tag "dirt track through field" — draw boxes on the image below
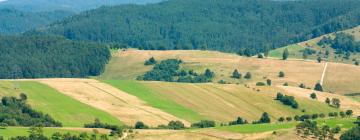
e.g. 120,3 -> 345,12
35,78 -> 190,127
279,86 -> 360,116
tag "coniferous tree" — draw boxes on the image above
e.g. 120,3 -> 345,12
232,69 -> 241,79
283,48 -> 289,60
314,83 -> 323,91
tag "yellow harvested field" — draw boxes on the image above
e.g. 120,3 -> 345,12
279,86 -> 360,116
100,49 -> 360,94
35,78 -> 190,127
140,82 -> 337,122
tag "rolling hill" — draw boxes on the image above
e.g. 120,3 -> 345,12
33,0 -> 360,55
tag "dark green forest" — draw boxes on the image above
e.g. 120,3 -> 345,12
32,0 -> 360,55
0,35 -> 110,79
0,8 -> 73,34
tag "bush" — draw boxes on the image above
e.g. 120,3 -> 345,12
256,112 -> 271,124
278,117 -> 285,122
135,121 -> 149,129
144,57 -> 157,65
244,72 -> 252,79
275,93 -> 299,109
314,83 -> 323,91
232,69 -> 242,79
191,120 -> 215,128
229,117 -> 247,126
310,93 -> 317,99
256,82 -> 266,86
299,83 -> 306,88
266,79 -> 272,86
279,71 -> 285,77
168,120 -> 185,130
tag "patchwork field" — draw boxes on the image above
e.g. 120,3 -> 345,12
36,78 -> 190,127
106,80 -> 339,123
0,81 -> 121,127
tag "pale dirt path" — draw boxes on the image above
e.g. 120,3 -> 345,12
34,78 -> 190,127
320,62 -> 328,85
278,86 -> 360,115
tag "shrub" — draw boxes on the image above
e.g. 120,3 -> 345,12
191,120 -> 215,128
299,83 -> 306,88
244,72 -> 252,79
266,79 -> 272,86
283,82 -> 288,86
229,117 -> 247,126
144,57 -> 157,65
135,121 -> 149,129
340,126 -> 360,140
257,112 -> 271,124
278,117 -> 285,122
275,93 -> 299,109
314,83 -> 323,91
168,120 -> 185,130
279,71 -> 285,77
286,117 -> 292,122
256,82 -> 266,86
310,93 -> 317,99
345,110 -> 353,116
232,69 -> 242,79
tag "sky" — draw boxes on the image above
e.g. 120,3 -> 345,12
0,0 -> 7,2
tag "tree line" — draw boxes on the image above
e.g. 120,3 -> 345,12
0,35 -> 111,79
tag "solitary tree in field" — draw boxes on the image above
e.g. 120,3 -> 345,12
345,110 -> 353,117
267,79 -> 272,86
244,72 -> 252,79
232,69 -> 241,79
283,48 -> 289,60
258,112 -> 271,123
314,83 -> 323,91
279,71 -> 285,78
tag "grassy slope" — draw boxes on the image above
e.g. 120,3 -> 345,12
103,80 -> 204,122
269,25 -> 360,64
98,49 -> 360,94
0,81 -> 122,127
104,80 -> 338,122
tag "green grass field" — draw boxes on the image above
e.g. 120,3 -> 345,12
0,81 -> 122,127
103,80 -> 205,122
0,127 -> 108,139
216,117 -> 356,134
269,44 -> 305,59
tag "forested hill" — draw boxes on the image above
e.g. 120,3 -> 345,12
0,0 -> 162,12
0,8 -> 73,35
0,35 -> 110,79
32,0 -> 360,55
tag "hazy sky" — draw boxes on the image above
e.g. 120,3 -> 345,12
0,0 -> 7,2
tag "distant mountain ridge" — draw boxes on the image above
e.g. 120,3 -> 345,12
0,8 -> 73,34
0,0 -> 163,12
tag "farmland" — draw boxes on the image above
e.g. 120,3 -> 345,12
0,81 -> 121,127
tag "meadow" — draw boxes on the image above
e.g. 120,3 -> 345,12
0,127 -> 110,139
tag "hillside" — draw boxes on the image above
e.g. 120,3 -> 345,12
0,8 -> 73,34
98,49 -> 360,94
269,25 -> 360,64
33,0 -> 360,55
